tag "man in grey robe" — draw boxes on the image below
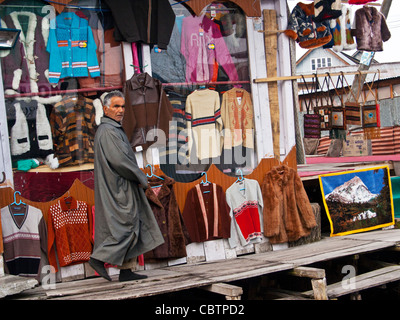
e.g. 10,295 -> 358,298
89,90 -> 164,282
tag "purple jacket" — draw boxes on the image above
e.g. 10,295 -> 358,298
180,15 -> 239,84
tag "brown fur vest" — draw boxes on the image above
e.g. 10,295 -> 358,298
354,5 -> 391,52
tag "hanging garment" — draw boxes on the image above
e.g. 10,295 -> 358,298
6,100 -> 53,161
50,95 -> 97,167
348,0 -> 377,4
226,178 -> 264,248
180,15 -> 239,83
313,0 -> 342,22
261,165 -> 317,244
144,175 -> 190,259
220,87 -> 254,150
91,117 -> 164,266
186,89 -> 223,161
1,204 -> 47,279
151,18 -> 186,84
0,11 -> 55,94
47,196 -> 93,272
47,12 -> 100,84
104,0 -> 175,49
331,5 -> 356,52
159,90 -> 188,166
353,5 -> 391,52
75,9 -> 123,90
285,2 -> 332,49
323,5 -> 356,51
122,72 -> 173,152
182,183 -> 231,242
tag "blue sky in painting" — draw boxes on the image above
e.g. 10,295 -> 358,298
321,168 -> 386,195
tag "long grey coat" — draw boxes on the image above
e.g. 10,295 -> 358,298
91,116 -> 164,266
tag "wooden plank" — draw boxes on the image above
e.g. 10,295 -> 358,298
303,265 -> 400,299
201,283 -> 243,298
289,267 -> 325,279
263,9 -> 280,159
311,278 -> 328,300
53,275 -> 213,300
249,236 -> 396,266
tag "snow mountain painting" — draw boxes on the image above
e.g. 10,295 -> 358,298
325,176 -> 378,204
319,166 -> 394,236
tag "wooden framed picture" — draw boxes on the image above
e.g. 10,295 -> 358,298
319,166 -> 394,237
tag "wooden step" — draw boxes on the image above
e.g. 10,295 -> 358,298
303,265 -> 400,299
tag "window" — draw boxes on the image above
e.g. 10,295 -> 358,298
311,57 -> 332,71
1,0 -> 121,171
151,1 -> 255,182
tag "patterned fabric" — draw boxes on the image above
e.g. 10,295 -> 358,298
1,205 -> 47,278
363,104 -> 380,128
226,178 -> 264,248
285,2 -> 332,49
50,95 -> 97,167
47,12 -> 100,84
159,92 -> 188,165
315,106 -> 332,130
331,106 -> 345,129
304,114 -> 321,139
345,102 -> 361,126
47,197 -> 93,272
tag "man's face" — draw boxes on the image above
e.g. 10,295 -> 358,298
104,96 -> 125,123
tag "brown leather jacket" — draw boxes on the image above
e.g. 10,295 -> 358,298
122,73 -> 173,152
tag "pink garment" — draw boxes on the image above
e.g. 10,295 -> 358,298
132,43 -> 141,74
180,15 -> 239,84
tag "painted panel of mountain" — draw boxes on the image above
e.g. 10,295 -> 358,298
319,166 -> 394,236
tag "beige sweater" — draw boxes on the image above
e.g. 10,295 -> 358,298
186,89 -> 223,161
221,88 -> 254,149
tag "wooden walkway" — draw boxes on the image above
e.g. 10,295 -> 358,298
9,228 -> 400,300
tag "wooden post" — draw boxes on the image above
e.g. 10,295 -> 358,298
311,278 -> 328,300
263,9 -> 280,160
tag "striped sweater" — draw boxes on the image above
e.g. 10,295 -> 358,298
47,12 -> 100,84
186,89 -> 223,161
50,95 -> 97,166
1,204 -> 47,279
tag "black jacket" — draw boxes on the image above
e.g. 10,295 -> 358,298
104,0 -> 175,49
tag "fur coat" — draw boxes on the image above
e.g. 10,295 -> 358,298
144,175 -> 190,260
261,165 -> 316,244
353,5 -> 391,52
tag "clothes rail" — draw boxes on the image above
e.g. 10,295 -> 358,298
4,86 -> 123,99
161,80 -> 250,86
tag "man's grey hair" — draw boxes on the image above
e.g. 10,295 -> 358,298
103,90 -> 125,108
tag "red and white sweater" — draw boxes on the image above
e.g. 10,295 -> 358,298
47,197 -> 93,272
226,178 -> 264,248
